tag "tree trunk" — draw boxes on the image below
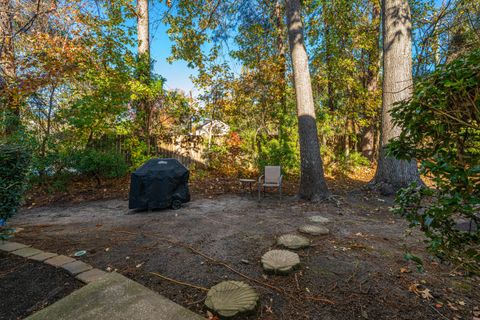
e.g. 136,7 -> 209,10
373,0 -> 420,190
323,11 -> 334,112
275,0 -> 287,109
286,0 -> 329,200
361,1 -> 380,161
0,0 -> 19,135
137,0 -> 150,74
137,0 -> 151,153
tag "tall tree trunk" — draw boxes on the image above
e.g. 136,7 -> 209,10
286,0 -> 329,200
360,1 -> 381,160
275,0 -> 288,151
137,0 -> 151,153
323,9 -> 334,112
137,0 -> 150,75
373,0 -> 420,190
0,0 -> 19,135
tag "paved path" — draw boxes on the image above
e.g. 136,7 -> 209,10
26,272 -> 204,320
0,241 -> 203,320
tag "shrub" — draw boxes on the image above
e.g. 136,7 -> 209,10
388,49 -> 480,274
0,144 -> 31,225
69,149 -> 128,185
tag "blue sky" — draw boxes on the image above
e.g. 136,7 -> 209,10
148,3 -> 198,95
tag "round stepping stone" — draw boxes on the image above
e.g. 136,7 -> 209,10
309,215 -> 330,223
299,224 -> 330,235
205,281 -> 259,317
261,250 -> 300,274
277,234 -> 310,249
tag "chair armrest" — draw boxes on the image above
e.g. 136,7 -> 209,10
258,175 -> 264,183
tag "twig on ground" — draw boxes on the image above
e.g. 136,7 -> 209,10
109,229 -> 335,304
149,272 -> 209,291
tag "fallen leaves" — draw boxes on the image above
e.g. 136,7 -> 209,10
408,283 -> 433,300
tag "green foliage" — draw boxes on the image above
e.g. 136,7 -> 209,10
67,149 -> 128,185
388,49 -> 480,274
0,144 -> 31,224
328,151 -> 370,176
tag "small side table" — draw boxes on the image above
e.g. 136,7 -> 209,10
239,179 -> 256,196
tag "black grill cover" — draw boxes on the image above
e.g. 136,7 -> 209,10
129,158 -> 190,210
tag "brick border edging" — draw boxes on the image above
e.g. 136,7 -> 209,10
0,241 -> 107,284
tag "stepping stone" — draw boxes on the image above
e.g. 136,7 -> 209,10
277,234 -> 310,249
76,268 -> 107,283
261,250 -> 300,274
62,260 -> 93,275
30,252 -> 58,262
0,241 -> 29,252
308,215 -> 331,223
44,255 -> 76,267
299,225 -> 330,236
11,247 -> 43,258
205,281 -> 259,317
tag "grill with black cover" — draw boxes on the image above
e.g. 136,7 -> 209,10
129,158 -> 190,210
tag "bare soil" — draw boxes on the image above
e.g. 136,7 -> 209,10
10,183 -> 480,320
0,251 -> 82,320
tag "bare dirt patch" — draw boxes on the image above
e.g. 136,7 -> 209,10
10,187 -> 480,319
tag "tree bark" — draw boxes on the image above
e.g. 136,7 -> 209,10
275,0 -> 286,111
137,0 -> 151,152
373,0 -> 420,190
137,0 -> 150,72
360,1 -> 381,160
0,0 -> 19,135
286,0 -> 329,200
323,10 -> 334,112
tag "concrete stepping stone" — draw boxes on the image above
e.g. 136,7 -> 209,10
11,247 -> 43,258
308,215 -> 331,223
44,255 -> 76,267
0,241 -> 29,252
205,281 -> 259,317
277,234 -> 310,249
76,268 -> 107,283
62,260 -> 93,275
299,225 -> 330,236
261,250 -> 300,274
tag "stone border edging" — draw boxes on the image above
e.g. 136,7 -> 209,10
0,241 -> 106,284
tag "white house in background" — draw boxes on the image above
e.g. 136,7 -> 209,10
194,119 -> 230,137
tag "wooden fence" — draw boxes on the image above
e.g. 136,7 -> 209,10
113,135 -> 207,168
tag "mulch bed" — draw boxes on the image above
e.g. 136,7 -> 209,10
0,251 -> 83,320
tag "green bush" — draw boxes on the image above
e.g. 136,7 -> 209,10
388,49 -> 480,274
69,149 -> 128,185
0,144 -> 31,223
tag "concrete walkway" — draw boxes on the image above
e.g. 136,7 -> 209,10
0,241 -> 203,320
27,272 -> 204,320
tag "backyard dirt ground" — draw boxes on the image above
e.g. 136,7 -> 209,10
9,184 -> 480,320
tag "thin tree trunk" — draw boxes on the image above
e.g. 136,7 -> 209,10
275,0 -> 286,110
286,0 -> 329,200
137,0 -> 150,74
137,0 -> 151,153
322,2 -> 334,112
1,0 -> 19,135
275,0 -> 289,156
361,1 -> 380,160
373,0 -> 420,190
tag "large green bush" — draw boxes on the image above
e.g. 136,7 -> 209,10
388,49 -> 480,274
0,144 -> 31,223
68,149 -> 128,185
